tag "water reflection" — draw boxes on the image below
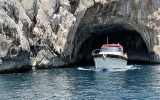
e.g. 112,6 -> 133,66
65,69 -> 96,99
122,65 -> 160,99
0,68 -> 96,99
0,65 -> 160,99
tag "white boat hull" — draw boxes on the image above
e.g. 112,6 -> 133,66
94,57 -> 127,70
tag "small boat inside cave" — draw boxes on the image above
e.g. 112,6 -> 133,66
92,43 -> 128,70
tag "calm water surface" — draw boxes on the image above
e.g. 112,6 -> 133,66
0,65 -> 160,99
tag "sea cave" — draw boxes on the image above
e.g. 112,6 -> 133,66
74,25 -> 150,65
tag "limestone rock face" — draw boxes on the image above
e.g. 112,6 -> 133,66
0,0 -> 31,72
0,0 -> 160,72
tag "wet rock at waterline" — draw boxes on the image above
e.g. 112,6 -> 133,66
0,0 -> 160,72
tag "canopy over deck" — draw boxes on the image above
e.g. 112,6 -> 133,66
101,44 -> 123,49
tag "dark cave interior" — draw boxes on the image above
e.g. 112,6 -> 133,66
76,27 -> 150,66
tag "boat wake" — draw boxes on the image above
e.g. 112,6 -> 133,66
77,65 -> 140,72
77,67 -> 92,71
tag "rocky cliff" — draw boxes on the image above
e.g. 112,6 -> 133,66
0,0 -> 160,72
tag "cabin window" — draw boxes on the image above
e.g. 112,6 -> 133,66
101,47 -> 122,52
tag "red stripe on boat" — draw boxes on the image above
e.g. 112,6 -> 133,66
101,44 -> 123,49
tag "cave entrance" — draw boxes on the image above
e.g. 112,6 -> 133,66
76,27 -> 150,65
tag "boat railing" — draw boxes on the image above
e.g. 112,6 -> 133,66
92,49 -> 101,55
123,53 -> 128,58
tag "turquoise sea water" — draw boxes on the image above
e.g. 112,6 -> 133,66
0,65 -> 160,99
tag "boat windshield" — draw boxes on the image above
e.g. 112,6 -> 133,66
101,47 -> 122,52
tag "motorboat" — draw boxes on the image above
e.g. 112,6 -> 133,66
92,43 -> 128,70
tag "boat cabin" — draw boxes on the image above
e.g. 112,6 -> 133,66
100,44 -> 123,54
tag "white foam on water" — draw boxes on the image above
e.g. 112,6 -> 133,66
77,65 -> 140,72
106,65 -> 141,72
78,67 -> 92,71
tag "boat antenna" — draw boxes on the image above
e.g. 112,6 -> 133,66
107,36 -> 108,44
